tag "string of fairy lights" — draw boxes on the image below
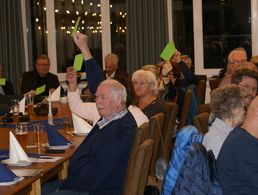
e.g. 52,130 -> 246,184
34,0 -> 126,35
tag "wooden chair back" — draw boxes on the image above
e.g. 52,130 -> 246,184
209,77 -> 220,92
197,79 -> 206,105
178,89 -> 192,130
198,103 -> 211,114
158,101 -> 178,163
124,122 -> 150,188
193,112 -> 209,134
148,113 -> 165,177
123,139 -> 154,195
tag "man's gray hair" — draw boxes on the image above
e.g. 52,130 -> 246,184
100,79 -> 127,104
36,54 -> 50,64
228,47 -> 247,64
211,84 -> 245,120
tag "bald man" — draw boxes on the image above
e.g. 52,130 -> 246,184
217,96 -> 258,195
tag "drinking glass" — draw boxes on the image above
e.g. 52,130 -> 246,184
11,99 -> 20,115
26,94 -> 34,117
15,122 -> 28,150
63,116 -> 72,134
32,123 -> 44,147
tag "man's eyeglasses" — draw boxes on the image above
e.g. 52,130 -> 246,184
132,81 -> 152,85
238,84 -> 257,93
162,71 -> 174,78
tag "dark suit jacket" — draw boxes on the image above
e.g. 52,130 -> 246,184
21,71 -> 60,102
1,80 -> 14,95
103,69 -> 129,83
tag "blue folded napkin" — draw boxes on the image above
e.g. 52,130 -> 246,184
45,124 -> 70,146
0,161 -> 17,182
0,150 -> 9,161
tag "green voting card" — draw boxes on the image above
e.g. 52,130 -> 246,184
71,16 -> 81,36
0,78 -> 6,86
36,85 -> 46,95
73,54 -> 84,71
160,42 -> 177,61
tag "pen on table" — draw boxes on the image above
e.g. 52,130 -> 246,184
39,156 -> 54,159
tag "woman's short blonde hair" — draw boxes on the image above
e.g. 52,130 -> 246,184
210,84 -> 245,120
132,69 -> 159,96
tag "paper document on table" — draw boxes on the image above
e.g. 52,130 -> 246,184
11,169 -> 43,177
30,156 -> 63,163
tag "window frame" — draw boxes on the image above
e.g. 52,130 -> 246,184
21,0 -> 258,78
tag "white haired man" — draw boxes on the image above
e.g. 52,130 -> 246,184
42,78 -> 137,195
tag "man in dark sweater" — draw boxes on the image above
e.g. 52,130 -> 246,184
43,77 -> 137,195
217,96 -> 258,195
21,55 -> 60,103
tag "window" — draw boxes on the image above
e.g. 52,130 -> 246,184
110,0 -> 126,71
54,0 -> 102,72
172,0 -> 194,69
203,0 -> 251,69
31,0 -> 47,58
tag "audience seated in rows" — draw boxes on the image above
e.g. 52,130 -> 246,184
202,85 -> 246,158
68,32 -> 148,127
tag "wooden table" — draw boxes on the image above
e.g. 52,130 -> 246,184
0,102 -> 85,195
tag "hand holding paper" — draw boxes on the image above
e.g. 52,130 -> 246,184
36,85 -> 46,95
71,16 -> 81,37
160,42 -> 177,61
73,54 -> 83,71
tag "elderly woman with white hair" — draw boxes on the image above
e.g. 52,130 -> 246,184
132,69 -> 165,118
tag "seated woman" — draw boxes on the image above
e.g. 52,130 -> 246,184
202,84 -> 246,158
132,69 -> 165,119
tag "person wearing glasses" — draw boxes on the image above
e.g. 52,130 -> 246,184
21,55 -> 60,103
132,69 -> 165,119
219,47 -> 247,88
231,67 -> 258,107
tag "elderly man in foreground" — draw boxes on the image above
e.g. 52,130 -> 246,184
43,77 -> 137,195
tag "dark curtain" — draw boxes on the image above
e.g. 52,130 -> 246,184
126,0 -> 168,74
0,0 -> 25,94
